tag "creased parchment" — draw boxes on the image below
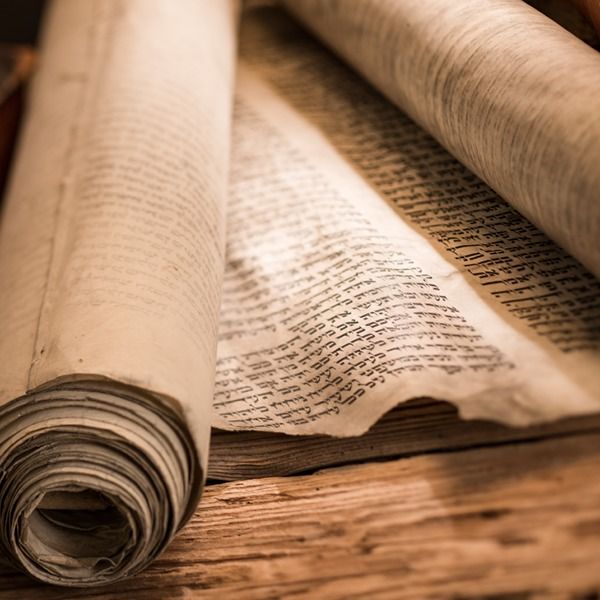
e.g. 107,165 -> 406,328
211,9 -> 600,435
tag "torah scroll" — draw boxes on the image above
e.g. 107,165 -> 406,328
0,0 -> 237,586
285,0 -> 600,280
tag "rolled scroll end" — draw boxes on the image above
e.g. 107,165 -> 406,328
0,383 -> 201,586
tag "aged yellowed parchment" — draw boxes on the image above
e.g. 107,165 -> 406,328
211,6 -> 600,434
0,0 -> 237,586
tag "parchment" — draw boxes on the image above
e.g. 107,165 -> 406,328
284,0 -> 600,281
210,7 -> 600,434
0,0 -> 237,586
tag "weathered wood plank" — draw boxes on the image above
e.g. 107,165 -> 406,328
208,398 -> 600,480
2,432 -> 599,599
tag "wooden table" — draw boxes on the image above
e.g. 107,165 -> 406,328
1,399 -> 599,599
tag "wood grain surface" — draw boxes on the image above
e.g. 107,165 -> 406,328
209,398 -> 600,480
2,430 -> 599,599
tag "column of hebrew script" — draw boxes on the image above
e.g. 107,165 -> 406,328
284,0 -> 600,281
27,0 -> 237,449
0,0 -> 237,586
238,9 -> 600,383
0,0 -> 237,468
214,53 -> 600,436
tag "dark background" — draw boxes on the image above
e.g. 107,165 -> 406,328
0,0 -> 45,44
0,0 -> 596,47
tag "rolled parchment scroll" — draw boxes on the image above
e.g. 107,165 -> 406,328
0,383 -> 198,584
285,0 -> 600,279
0,0 -> 237,586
